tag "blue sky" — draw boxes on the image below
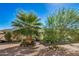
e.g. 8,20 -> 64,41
0,3 -> 79,30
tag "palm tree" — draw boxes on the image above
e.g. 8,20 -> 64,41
12,10 -> 42,46
44,8 -> 79,44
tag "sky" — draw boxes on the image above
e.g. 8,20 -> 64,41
0,3 -> 79,30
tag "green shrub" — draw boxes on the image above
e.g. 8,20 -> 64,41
43,29 -> 74,44
42,8 -> 79,45
4,32 -> 12,42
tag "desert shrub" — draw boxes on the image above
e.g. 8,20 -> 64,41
68,30 -> 79,43
12,33 -> 22,42
20,38 -> 35,47
4,32 -> 12,42
43,8 -> 79,45
43,29 -> 68,45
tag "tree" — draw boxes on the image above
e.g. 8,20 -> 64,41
44,8 -> 79,44
12,10 -> 42,46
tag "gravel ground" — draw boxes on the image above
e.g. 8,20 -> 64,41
0,42 -> 79,56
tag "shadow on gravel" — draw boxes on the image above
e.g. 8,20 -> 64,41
0,46 -> 37,56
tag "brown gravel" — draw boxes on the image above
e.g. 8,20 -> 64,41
1,42 -> 79,56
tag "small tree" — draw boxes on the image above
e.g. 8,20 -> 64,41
12,10 -> 42,46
